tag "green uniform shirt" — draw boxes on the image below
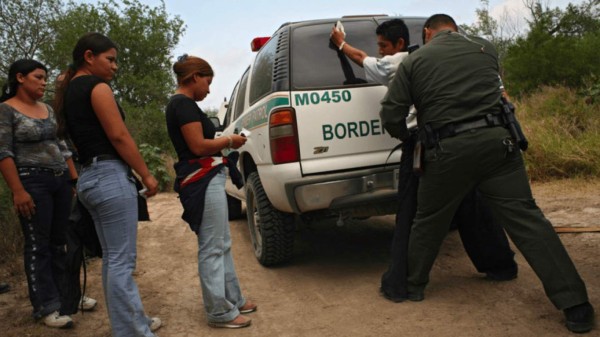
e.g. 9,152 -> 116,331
380,29 -> 504,140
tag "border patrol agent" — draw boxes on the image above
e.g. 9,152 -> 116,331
380,14 -> 594,333
332,19 -> 518,301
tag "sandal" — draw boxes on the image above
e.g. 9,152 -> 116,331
208,315 -> 251,329
239,301 -> 257,314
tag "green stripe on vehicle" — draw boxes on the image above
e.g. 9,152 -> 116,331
237,96 -> 290,130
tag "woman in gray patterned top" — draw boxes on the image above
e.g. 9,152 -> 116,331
0,59 -> 78,329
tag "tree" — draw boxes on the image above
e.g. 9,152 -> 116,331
40,0 -> 185,149
0,0 -> 185,191
503,0 -> 600,95
1,0 -> 185,150
0,0 -> 62,80
460,0 -> 521,62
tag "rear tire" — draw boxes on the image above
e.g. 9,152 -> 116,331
227,195 -> 243,220
245,172 -> 295,266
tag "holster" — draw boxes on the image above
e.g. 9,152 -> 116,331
412,140 -> 424,175
420,124 -> 439,149
500,97 -> 529,151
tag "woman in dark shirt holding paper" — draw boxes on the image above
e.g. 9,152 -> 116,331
165,54 -> 256,329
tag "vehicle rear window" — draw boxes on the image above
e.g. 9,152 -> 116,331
291,20 -> 380,89
234,68 -> 250,120
249,34 -> 279,104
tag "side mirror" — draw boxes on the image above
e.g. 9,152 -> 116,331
209,116 -> 223,132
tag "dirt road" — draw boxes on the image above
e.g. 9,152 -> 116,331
1,179 -> 599,336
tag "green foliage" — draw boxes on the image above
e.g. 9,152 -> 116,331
0,0 -> 184,152
518,86 -> 600,180
0,0 -> 62,80
138,143 -> 172,191
503,0 -> 600,95
121,100 -> 175,156
41,0 -> 185,151
579,74 -> 600,104
459,0 -> 517,62
0,180 -> 22,265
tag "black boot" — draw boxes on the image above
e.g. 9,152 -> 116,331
484,265 -> 518,281
564,301 -> 595,333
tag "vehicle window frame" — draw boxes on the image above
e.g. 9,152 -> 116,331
290,19 -> 381,90
234,68 -> 250,120
223,82 -> 239,128
249,33 -> 279,105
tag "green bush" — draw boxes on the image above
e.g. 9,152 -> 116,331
138,143 -> 173,191
502,1 -> 600,96
579,74 -> 600,104
0,180 -> 22,266
123,101 -> 175,156
518,86 -> 600,180
504,32 -> 600,95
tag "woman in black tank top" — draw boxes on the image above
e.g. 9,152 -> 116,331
54,33 -> 161,337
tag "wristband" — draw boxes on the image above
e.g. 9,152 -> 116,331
226,135 -> 233,149
339,41 -> 346,51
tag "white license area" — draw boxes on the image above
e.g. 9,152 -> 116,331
293,86 -> 401,174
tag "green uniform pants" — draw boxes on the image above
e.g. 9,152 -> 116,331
408,126 -> 588,309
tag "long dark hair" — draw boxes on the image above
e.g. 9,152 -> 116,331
54,32 -> 118,138
1,59 -> 48,102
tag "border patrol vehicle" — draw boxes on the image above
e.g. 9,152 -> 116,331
216,15 -> 427,266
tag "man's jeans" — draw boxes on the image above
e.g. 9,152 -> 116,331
18,169 -> 72,319
78,159 -> 155,337
198,168 -> 246,322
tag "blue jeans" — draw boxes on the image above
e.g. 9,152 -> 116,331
18,168 -> 72,319
77,159 -> 155,337
198,169 -> 246,322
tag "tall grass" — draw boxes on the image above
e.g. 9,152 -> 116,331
518,86 -> 600,181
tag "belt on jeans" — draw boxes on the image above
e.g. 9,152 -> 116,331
82,154 -> 121,168
17,166 -> 66,177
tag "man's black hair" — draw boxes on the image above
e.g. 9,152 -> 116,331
422,14 -> 458,44
376,19 -> 410,50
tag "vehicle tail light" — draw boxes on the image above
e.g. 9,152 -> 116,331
270,108 -> 299,164
251,37 -> 270,52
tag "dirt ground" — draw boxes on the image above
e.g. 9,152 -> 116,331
0,179 -> 599,337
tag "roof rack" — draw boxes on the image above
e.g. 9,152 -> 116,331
341,14 -> 389,18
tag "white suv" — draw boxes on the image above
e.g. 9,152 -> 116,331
218,15 -> 427,266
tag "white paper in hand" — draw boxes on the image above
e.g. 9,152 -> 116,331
336,20 -> 346,38
240,128 -> 251,137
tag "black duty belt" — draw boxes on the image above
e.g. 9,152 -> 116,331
82,154 -> 121,168
436,114 -> 504,140
419,113 -> 506,149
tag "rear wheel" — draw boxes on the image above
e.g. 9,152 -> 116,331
245,172 -> 295,266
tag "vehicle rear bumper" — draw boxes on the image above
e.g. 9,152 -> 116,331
286,166 -> 400,214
